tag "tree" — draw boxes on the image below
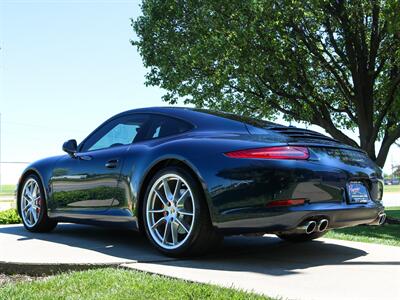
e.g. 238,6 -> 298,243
394,166 -> 400,177
132,0 -> 400,167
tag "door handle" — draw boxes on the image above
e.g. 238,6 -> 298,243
78,155 -> 92,161
105,159 -> 119,169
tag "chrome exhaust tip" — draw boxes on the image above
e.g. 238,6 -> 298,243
378,213 -> 386,225
278,220 -> 317,235
317,219 -> 329,232
305,221 -> 317,234
369,212 -> 387,226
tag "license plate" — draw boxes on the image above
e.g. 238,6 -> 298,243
347,181 -> 370,204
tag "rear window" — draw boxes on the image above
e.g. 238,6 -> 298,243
193,109 -> 277,129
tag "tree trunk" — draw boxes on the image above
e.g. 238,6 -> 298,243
376,139 -> 392,168
376,128 -> 400,168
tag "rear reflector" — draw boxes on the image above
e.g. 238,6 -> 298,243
266,199 -> 306,207
225,146 -> 309,160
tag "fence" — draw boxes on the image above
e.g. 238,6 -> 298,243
0,162 -> 30,190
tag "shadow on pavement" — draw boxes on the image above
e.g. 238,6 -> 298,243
0,223 -> 167,263
2,223 -> 397,277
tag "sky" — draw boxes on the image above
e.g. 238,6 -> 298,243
0,0 -> 399,183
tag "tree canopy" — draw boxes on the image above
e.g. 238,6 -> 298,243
132,0 -> 400,167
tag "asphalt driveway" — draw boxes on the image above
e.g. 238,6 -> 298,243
0,224 -> 399,300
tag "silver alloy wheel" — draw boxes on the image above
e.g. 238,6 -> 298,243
146,174 -> 195,250
21,178 -> 42,228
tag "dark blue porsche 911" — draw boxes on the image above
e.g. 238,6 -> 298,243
17,107 -> 385,256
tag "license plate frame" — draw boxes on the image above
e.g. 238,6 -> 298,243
347,181 -> 370,204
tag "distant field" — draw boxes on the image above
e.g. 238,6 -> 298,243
0,185 -> 16,196
384,184 -> 400,193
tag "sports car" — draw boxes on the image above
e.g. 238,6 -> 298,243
17,107 -> 386,256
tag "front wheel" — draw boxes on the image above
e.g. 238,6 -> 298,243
18,174 -> 58,232
142,167 -> 221,257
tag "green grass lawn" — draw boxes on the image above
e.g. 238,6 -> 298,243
384,184 -> 400,193
386,206 -> 400,219
325,207 -> 400,246
0,268 -> 271,300
0,185 -> 15,196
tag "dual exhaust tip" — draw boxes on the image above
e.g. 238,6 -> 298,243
302,219 -> 329,235
296,213 -> 386,234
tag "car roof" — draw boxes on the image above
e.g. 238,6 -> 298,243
115,106 -> 251,132
116,107 -> 341,145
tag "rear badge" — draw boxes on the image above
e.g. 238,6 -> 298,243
347,181 -> 370,204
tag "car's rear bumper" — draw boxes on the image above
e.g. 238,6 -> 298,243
214,200 -> 385,235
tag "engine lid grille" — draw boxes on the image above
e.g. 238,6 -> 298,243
268,126 -> 339,143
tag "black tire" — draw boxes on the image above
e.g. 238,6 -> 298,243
276,230 -> 327,242
18,174 -> 58,232
142,166 -> 221,257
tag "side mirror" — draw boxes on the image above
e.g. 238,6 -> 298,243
62,139 -> 78,157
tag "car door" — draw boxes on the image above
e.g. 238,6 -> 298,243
103,113 -> 195,214
49,114 -> 150,218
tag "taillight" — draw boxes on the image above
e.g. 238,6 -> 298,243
266,199 -> 306,207
225,146 -> 309,160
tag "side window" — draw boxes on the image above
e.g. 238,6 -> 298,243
89,123 -> 139,151
147,115 -> 192,139
81,114 -> 149,152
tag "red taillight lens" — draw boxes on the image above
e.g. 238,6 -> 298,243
266,199 -> 306,207
225,146 -> 309,160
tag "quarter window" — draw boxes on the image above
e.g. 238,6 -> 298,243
147,115 -> 192,139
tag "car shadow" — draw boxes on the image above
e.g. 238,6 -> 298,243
166,235 -> 400,277
0,223 -> 170,263
1,223 -> 397,277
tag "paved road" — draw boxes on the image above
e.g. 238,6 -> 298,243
0,224 -> 169,265
124,238 -> 400,300
0,224 -> 399,300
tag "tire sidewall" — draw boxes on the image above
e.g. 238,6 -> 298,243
142,167 -> 206,256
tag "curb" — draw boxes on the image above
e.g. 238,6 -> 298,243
0,258 -> 177,276
0,261 -> 124,276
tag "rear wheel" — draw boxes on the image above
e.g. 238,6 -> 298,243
142,166 -> 221,257
276,231 -> 327,242
19,174 -> 57,232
